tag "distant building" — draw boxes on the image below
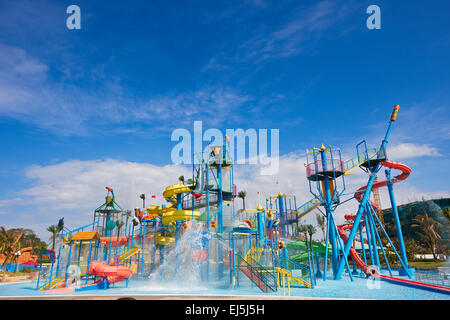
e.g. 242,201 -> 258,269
414,254 -> 447,260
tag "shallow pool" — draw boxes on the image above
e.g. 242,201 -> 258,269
0,273 -> 448,300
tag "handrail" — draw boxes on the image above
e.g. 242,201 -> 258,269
236,254 -> 276,292
57,221 -> 100,239
279,255 -> 313,287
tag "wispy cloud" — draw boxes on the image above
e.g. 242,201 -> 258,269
0,43 -> 253,136
387,143 -> 442,160
1,147 -> 449,239
204,0 -> 356,70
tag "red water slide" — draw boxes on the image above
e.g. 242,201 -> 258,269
337,160 -> 450,294
88,261 -> 133,284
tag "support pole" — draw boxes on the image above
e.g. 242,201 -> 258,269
320,147 -> 339,276
335,107 -> 398,280
385,169 -> 411,276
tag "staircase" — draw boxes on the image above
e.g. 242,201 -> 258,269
111,244 -> 142,265
296,198 -> 321,219
237,254 -> 276,293
38,276 -> 65,291
119,247 -> 141,260
275,267 -> 312,288
279,256 -> 313,288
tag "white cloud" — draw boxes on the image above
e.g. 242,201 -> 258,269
0,43 -> 252,136
387,143 -> 441,160
205,0 -> 356,68
1,151 -> 449,240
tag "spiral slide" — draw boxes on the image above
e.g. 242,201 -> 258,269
145,183 -> 201,246
337,160 -> 450,294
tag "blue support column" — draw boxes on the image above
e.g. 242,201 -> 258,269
36,263 -> 42,289
385,169 -> 412,276
217,163 -> 224,279
85,240 -> 93,284
335,111 -> 397,280
320,148 -> 339,277
315,251 -> 322,278
257,210 -> 264,243
175,220 -> 182,274
64,241 -> 74,286
277,193 -> 286,237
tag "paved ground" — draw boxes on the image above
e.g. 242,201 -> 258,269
0,294 -> 342,300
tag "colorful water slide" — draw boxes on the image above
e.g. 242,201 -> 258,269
145,183 -> 202,246
337,160 -> 450,294
163,183 -> 194,205
337,160 -> 409,276
45,261 -> 133,294
337,160 -> 411,275
287,240 -> 332,263
89,261 -> 132,284
100,236 -> 129,246
379,274 -> 450,294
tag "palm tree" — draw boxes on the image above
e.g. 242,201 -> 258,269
139,194 -> 146,208
115,220 -> 125,256
315,213 -> 326,241
411,212 -> 442,260
237,191 -> 247,211
123,210 -> 133,238
57,218 -> 64,233
306,225 -> 317,251
178,175 -> 185,184
298,224 -> 309,248
47,225 -> 59,250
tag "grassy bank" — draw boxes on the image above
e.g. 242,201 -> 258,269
408,261 -> 448,269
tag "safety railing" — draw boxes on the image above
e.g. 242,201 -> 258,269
344,148 -> 386,172
306,159 -> 345,179
296,198 -> 321,219
279,255 -> 313,287
415,269 -> 450,287
237,254 -> 276,292
182,193 -> 219,210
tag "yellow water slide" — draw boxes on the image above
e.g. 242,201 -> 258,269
148,183 -> 201,246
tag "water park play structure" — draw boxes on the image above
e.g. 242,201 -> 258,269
33,105 -> 449,296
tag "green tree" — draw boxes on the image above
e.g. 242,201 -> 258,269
404,239 -> 419,261
115,220 -> 125,256
411,212 -> 442,260
237,191 -> 247,211
123,210 -> 133,237
298,224 -> 309,248
46,225 -> 59,250
315,213 -> 326,241
306,224 -> 317,251
178,175 -> 185,184
442,208 -> 450,222
0,227 -> 23,280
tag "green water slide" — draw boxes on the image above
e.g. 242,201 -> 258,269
286,240 -> 332,263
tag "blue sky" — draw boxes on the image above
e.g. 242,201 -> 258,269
0,0 -> 449,239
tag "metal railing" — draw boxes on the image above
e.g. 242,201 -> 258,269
237,254 -> 276,292
415,269 -> 450,287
